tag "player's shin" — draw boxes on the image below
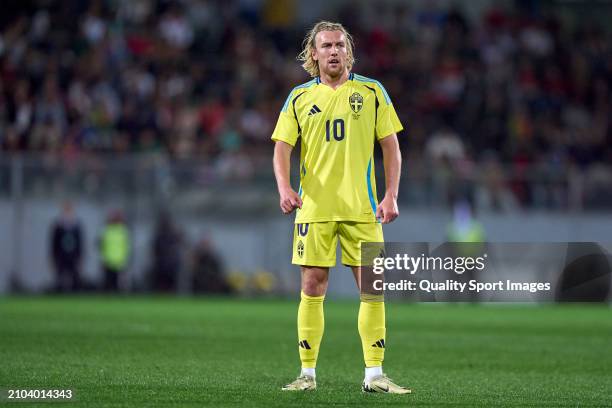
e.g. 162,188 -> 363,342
297,291 -> 325,372
358,294 -> 386,368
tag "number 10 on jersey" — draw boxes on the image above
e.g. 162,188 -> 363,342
325,119 -> 345,142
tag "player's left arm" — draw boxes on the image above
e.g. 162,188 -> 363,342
377,134 -> 401,224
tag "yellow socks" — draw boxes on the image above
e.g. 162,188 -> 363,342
358,295 -> 386,367
296,292 -> 384,370
297,291 -> 325,369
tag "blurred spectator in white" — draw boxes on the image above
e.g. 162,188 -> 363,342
12,80 -> 33,142
426,126 -> 466,206
81,2 -> 107,46
426,126 -> 466,162
158,3 -> 193,50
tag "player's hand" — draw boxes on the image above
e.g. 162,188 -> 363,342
376,194 -> 399,223
279,187 -> 303,214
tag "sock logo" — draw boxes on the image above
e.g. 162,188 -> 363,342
299,340 -> 311,349
371,339 -> 385,348
307,105 -> 322,116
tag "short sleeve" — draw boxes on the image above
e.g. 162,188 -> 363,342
271,91 -> 299,146
374,83 -> 403,140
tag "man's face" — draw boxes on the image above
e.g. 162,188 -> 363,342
312,30 -> 348,78
62,202 -> 74,218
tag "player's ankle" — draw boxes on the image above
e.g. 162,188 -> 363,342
364,366 -> 382,382
301,367 -> 316,378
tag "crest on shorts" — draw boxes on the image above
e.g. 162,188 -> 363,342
297,240 -> 304,258
349,92 -> 363,113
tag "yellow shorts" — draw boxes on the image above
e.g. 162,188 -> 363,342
292,222 -> 384,267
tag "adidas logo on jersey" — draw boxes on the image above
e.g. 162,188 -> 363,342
371,339 -> 385,348
307,105 -> 322,116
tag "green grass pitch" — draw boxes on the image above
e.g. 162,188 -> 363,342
1,297 -> 611,407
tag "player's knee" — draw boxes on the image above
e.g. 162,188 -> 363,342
302,280 -> 326,296
302,270 -> 328,296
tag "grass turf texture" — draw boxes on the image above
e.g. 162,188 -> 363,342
0,298 -> 611,407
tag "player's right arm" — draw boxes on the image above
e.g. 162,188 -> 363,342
273,141 -> 302,214
272,87 -> 305,215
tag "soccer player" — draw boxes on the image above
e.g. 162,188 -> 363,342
271,21 -> 410,394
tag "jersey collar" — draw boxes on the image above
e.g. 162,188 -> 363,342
316,72 -> 354,84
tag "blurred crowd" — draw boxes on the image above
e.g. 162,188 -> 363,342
0,1 -> 611,208
48,200 -> 230,293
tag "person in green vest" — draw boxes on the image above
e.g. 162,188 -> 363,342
100,209 -> 130,292
446,200 -> 486,302
447,200 -> 485,243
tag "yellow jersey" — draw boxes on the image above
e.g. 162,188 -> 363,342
271,73 -> 403,223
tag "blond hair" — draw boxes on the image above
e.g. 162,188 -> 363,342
297,21 -> 355,78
